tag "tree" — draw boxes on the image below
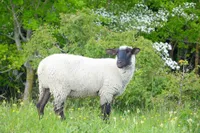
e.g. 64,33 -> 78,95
143,1 -> 200,74
0,0 -> 87,102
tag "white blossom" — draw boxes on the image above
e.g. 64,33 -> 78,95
94,2 -> 197,33
172,2 -> 198,21
94,2 -> 196,70
153,42 -> 180,70
94,3 -> 169,33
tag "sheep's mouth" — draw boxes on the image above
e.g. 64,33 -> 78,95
117,61 -> 126,68
117,60 -> 131,68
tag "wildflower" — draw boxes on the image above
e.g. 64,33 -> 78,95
174,111 -> 177,114
178,60 -> 188,66
178,60 -> 184,64
160,123 -> 164,128
169,111 -> 173,117
70,108 -> 74,111
2,100 -> 6,105
187,118 -> 193,124
140,120 -> 144,124
136,108 -> 140,114
20,102 -> 24,106
12,103 -> 17,107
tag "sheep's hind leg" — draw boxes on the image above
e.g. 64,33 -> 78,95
36,88 -> 51,119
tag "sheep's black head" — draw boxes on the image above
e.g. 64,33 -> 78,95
106,46 -> 140,68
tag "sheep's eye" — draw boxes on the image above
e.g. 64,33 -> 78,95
126,49 -> 130,53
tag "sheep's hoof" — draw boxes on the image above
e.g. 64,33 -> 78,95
37,110 -> 44,120
36,105 -> 44,120
61,116 -> 66,121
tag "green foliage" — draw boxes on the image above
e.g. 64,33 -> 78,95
0,44 -> 24,69
0,0 -> 199,115
142,1 -> 200,63
58,10 -> 104,55
115,37 -> 164,109
22,10 -> 200,111
24,10 -> 167,110
0,44 -> 24,100
23,25 -> 60,69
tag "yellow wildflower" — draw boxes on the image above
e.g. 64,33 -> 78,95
178,60 -> 184,64
160,123 -> 164,128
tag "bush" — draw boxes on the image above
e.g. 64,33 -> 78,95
27,10 -> 199,112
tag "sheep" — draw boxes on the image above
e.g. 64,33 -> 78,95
36,45 -> 140,120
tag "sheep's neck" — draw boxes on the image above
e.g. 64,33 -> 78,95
118,64 -> 135,89
118,55 -> 136,89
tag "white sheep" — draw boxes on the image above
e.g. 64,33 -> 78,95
36,46 -> 140,120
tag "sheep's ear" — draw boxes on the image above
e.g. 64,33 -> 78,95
131,48 -> 140,55
106,48 -> 118,55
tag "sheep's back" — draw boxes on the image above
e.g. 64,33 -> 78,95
37,54 -> 122,97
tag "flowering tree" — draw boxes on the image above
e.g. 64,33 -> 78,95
143,2 -> 200,73
94,1 -> 200,72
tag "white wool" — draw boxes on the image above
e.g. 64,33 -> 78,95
37,51 -> 136,107
119,45 -> 133,50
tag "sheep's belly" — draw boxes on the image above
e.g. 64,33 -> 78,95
68,90 -> 99,98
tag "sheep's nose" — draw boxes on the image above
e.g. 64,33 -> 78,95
117,60 -> 124,68
117,60 -> 122,64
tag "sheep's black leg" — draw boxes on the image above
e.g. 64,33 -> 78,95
36,88 -> 51,119
101,103 -> 111,120
54,102 -> 66,120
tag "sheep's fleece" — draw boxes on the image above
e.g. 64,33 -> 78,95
37,46 -> 139,119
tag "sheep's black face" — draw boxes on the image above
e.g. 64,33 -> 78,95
117,48 -> 132,68
106,46 -> 140,68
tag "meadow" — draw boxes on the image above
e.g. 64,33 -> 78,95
0,100 -> 199,133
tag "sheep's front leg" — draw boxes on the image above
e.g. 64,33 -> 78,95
53,91 -> 68,120
100,93 -> 113,120
101,103 -> 111,120
54,102 -> 65,120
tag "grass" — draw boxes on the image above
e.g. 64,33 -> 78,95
0,100 -> 199,133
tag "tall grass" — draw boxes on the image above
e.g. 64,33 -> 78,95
0,101 -> 199,133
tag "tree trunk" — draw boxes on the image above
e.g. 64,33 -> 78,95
195,43 -> 199,74
10,0 -> 34,102
14,29 -> 22,50
23,61 -> 34,102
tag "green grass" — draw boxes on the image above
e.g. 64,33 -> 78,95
0,101 -> 199,133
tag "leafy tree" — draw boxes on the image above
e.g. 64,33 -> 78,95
0,0 -> 87,101
142,1 -> 200,74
